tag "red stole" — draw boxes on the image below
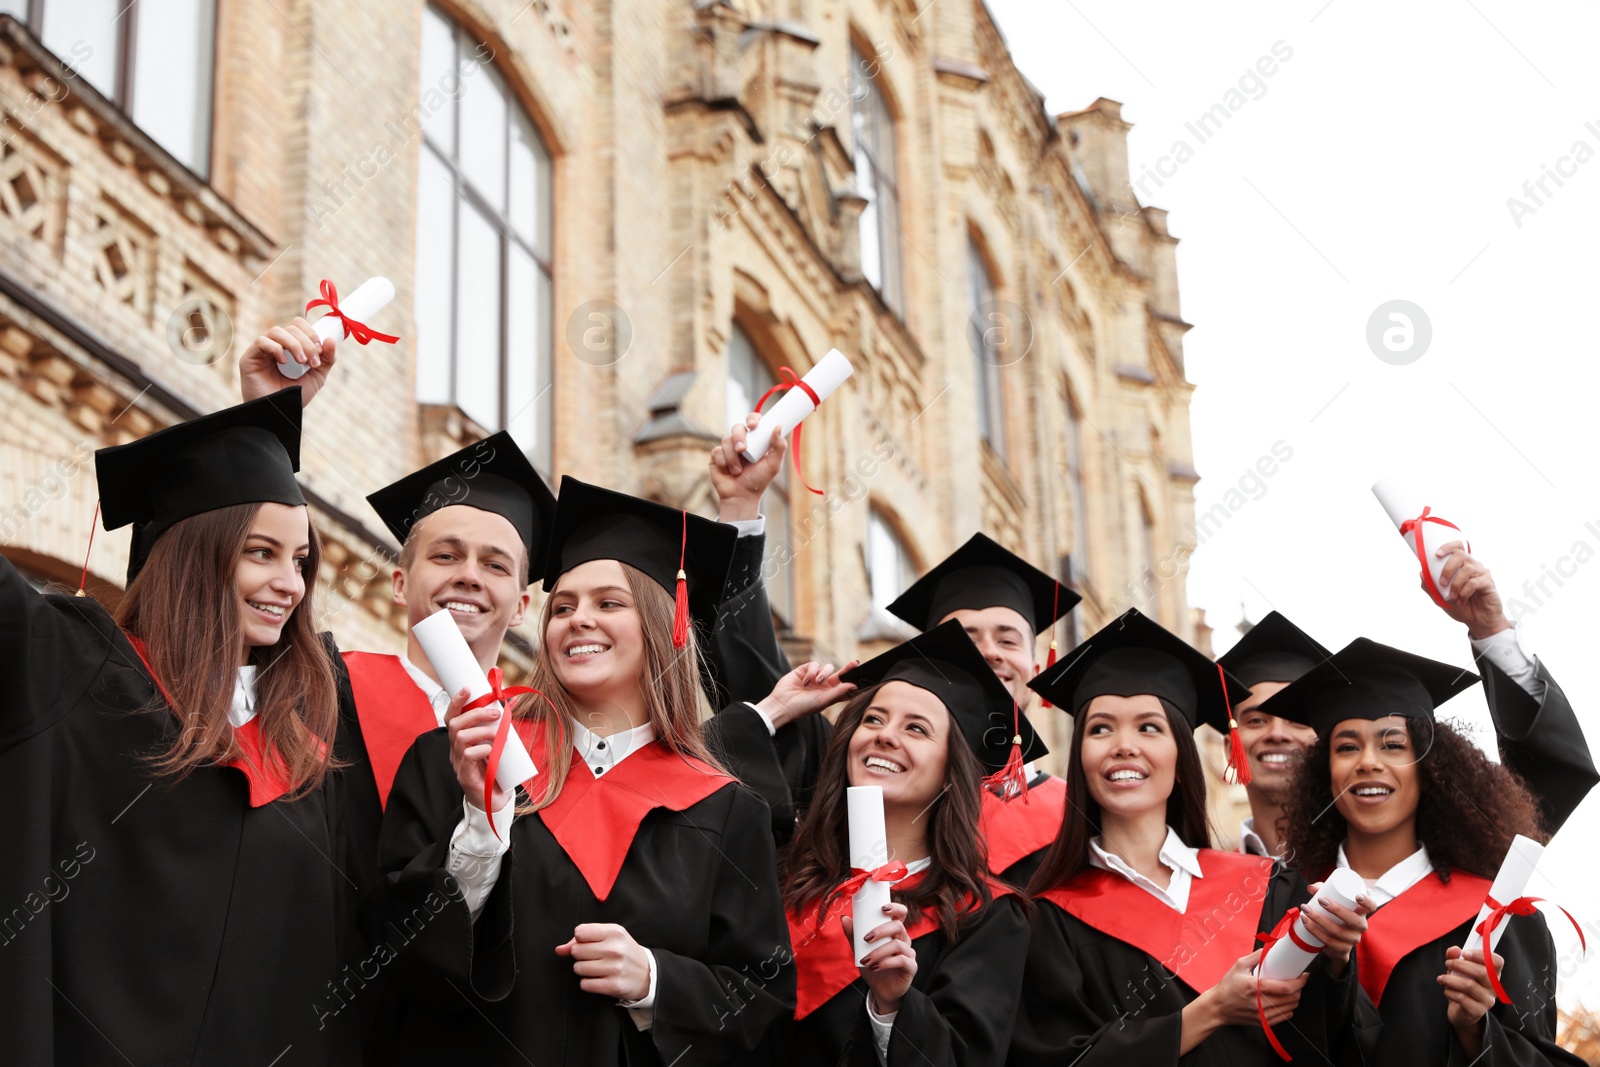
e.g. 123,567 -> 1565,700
517,720 -> 735,902
978,775 -> 1067,875
787,872 -> 1016,1019
342,652 -> 442,809
1356,869 -> 1491,1006
124,635 -> 305,807
1039,850 -> 1275,993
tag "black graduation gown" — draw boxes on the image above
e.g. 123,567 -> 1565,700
376,727 -> 795,1066
703,530 -> 793,708
1481,657 -> 1596,835
759,893 -> 1029,1067
0,553 -> 360,1065
1009,862 -> 1364,1067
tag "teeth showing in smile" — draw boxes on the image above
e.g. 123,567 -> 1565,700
248,601 -> 285,619
445,601 -> 484,614
1353,785 -> 1393,796
566,644 -> 606,658
865,756 -> 904,774
1108,769 -> 1146,782
1259,753 -> 1292,765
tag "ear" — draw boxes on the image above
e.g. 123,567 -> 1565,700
508,590 -> 532,629
391,567 -> 407,607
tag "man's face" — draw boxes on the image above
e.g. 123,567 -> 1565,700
942,606 -> 1037,707
394,506 -> 530,648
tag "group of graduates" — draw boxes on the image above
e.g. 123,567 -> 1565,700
1,316 -> 1594,1066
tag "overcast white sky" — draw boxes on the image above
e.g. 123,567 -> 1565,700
986,0 -> 1600,1003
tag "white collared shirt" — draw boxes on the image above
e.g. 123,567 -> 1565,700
1238,817 -> 1271,859
399,654 -> 452,727
1089,826 -> 1203,913
1471,628 -> 1543,699
571,718 -> 657,779
1336,843 -> 1434,909
866,856 -> 934,1064
230,666 -> 258,728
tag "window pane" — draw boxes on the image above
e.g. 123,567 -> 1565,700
765,487 -> 793,624
454,200 -> 502,430
414,149 -> 455,405
0,1 -> 28,20
131,0 -> 215,174
44,0 -> 119,97
418,5 -> 457,149
867,511 -> 906,611
508,109 -> 547,250
506,247 -> 550,463
459,63 -> 508,211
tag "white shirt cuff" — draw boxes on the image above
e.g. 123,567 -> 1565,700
446,795 -> 516,921
1471,628 -> 1543,699
867,993 -> 897,1065
745,700 -> 778,737
726,515 -> 766,538
619,948 -> 658,1030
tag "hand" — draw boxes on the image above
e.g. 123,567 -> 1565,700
841,902 -> 917,1015
710,413 -> 787,522
1300,887 -> 1374,977
1203,951 -> 1307,1029
555,923 -> 652,1002
1440,945 -> 1500,1054
445,687 -> 510,811
1433,542 -> 1511,641
754,660 -> 860,731
239,316 -> 337,406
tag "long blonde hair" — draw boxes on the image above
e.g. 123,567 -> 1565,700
515,561 -> 724,812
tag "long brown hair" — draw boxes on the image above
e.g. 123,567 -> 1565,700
115,502 -> 339,797
1028,700 -> 1213,895
1283,716 -> 1545,881
515,562 -> 725,812
782,685 -> 994,936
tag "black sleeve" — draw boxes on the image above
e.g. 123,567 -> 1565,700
1258,866 -> 1374,1067
702,532 -> 792,708
0,553 -> 66,747
1449,912 -> 1588,1067
857,896 -> 1029,1067
1482,657 -> 1597,836
650,785 -> 796,1063
704,702 -> 833,848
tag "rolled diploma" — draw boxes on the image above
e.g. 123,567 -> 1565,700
1256,867 -> 1367,980
847,785 -> 892,965
1461,834 -> 1544,956
1372,478 -> 1468,604
279,276 -> 396,380
740,349 -> 855,463
411,608 -> 538,792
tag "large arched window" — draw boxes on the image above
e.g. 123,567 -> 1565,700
725,323 -> 794,626
3,0 -> 216,174
414,4 -> 553,470
847,43 -> 902,316
860,506 -> 916,640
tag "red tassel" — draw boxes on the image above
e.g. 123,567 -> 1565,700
984,699 -> 1029,800
671,510 -> 690,649
1040,639 -> 1058,709
1218,663 -> 1251,786
1038,583 -> 1062,707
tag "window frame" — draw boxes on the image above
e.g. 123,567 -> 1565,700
848,41 -> 903,316
967,234 -> 1007,458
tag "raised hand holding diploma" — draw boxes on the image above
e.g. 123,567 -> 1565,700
741,349 -> 854,494
1372,478 -> 1471,607
279,277 -> 398,380
239,316 -> 338,405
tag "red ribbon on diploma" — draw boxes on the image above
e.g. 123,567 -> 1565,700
305,279 -> 400,346
1399,507 -> 1466,609
1473,895 -> 1585,1004
464,667 -> 547,840
754,367 -> 825,496
828,860 -> 909,921
1254,907 -> 1316,1061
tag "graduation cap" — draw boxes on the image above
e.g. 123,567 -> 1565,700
841,618 -> 1046,789
95,390 -> 305,583
366,431 -> 556,586
886,532 -> 1081,708
1028,608 -> 1255,782
1256,637 -> 1479,737
1216,611 -> 1333,688
543,477 -> 737,648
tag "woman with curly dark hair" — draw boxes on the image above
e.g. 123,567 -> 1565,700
1010,609 -> 1371,1067
1269,637 -> 1583,1067
750,620 -> 1030,1067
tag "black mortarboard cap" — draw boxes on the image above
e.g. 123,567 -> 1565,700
365,431 -> 556,585
96,390 -> 305,583
1217,611 -> 1334,688
840,618 -> 1046,774
1257,637 -> 1479,736
543,477 -> 737,642
886,532 -> 1080,635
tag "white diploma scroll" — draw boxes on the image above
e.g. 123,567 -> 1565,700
1372,478 -> 1469,604
279,276 -> 397,380
847,785 -> 892,966
1256,867 -> 1368,980
740,349 -> 855,464
1462,834 -> 1544,956
411,608 -> 538,792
